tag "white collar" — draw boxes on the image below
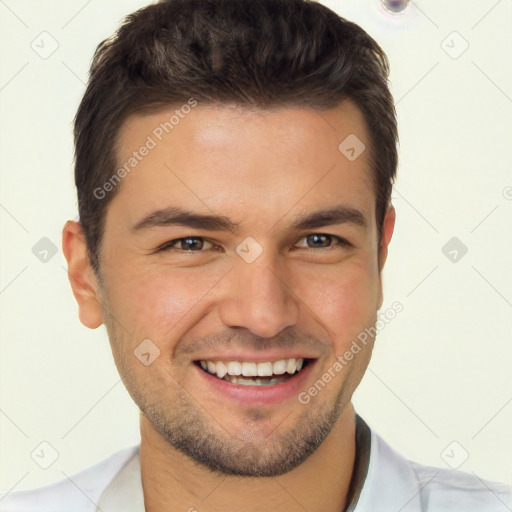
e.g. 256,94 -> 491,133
96,448 -> 144,512
353,428 -> 423,512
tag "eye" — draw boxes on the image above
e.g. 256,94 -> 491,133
157,237 -> 216,252
294,233 -> 352,250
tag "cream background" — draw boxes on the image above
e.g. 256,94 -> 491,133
1,0 -> 511,492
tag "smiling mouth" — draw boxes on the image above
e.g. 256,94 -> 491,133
195,358 -> 313,386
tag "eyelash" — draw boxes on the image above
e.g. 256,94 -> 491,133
156,234 -> 353,253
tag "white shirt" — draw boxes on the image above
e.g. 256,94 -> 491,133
1,427 -> 510,512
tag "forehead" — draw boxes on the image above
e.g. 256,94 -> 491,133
108,101 -> 375,233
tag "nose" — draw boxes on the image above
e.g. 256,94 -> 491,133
217,257 -> 300,338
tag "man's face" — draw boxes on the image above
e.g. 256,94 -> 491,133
79,101 -> 394,476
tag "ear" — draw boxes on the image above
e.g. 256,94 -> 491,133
376,205 -> 396,309
62,220 -> 103,329
378,204 -> 396,272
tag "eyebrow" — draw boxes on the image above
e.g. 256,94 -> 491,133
131,207 -> 240,233
291,206 -> 367,230
131,205 -> 367,233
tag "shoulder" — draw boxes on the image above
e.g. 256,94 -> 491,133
409,459 -> 511,511
356,427 -> 511,512
0,445 -> 139,512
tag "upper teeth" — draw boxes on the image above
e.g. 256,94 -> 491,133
199,358 -> 304,379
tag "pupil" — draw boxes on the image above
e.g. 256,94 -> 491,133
184,237 -> 202,250
308,234 -> 330,247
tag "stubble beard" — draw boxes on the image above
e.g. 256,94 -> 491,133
100,290 -> 373,477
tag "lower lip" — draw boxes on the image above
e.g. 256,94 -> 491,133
194,360 -> 317,405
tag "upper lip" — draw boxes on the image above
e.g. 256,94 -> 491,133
193,351 -> 319,363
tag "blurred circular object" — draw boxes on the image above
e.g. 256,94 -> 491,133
381,0 -> 410,14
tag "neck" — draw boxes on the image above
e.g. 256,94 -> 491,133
140,403 -> 357,512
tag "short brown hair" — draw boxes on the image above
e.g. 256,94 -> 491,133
74,0 -> 398,274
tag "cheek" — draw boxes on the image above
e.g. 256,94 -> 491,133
103,260 -> 227,337
297,258 -> 380,341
